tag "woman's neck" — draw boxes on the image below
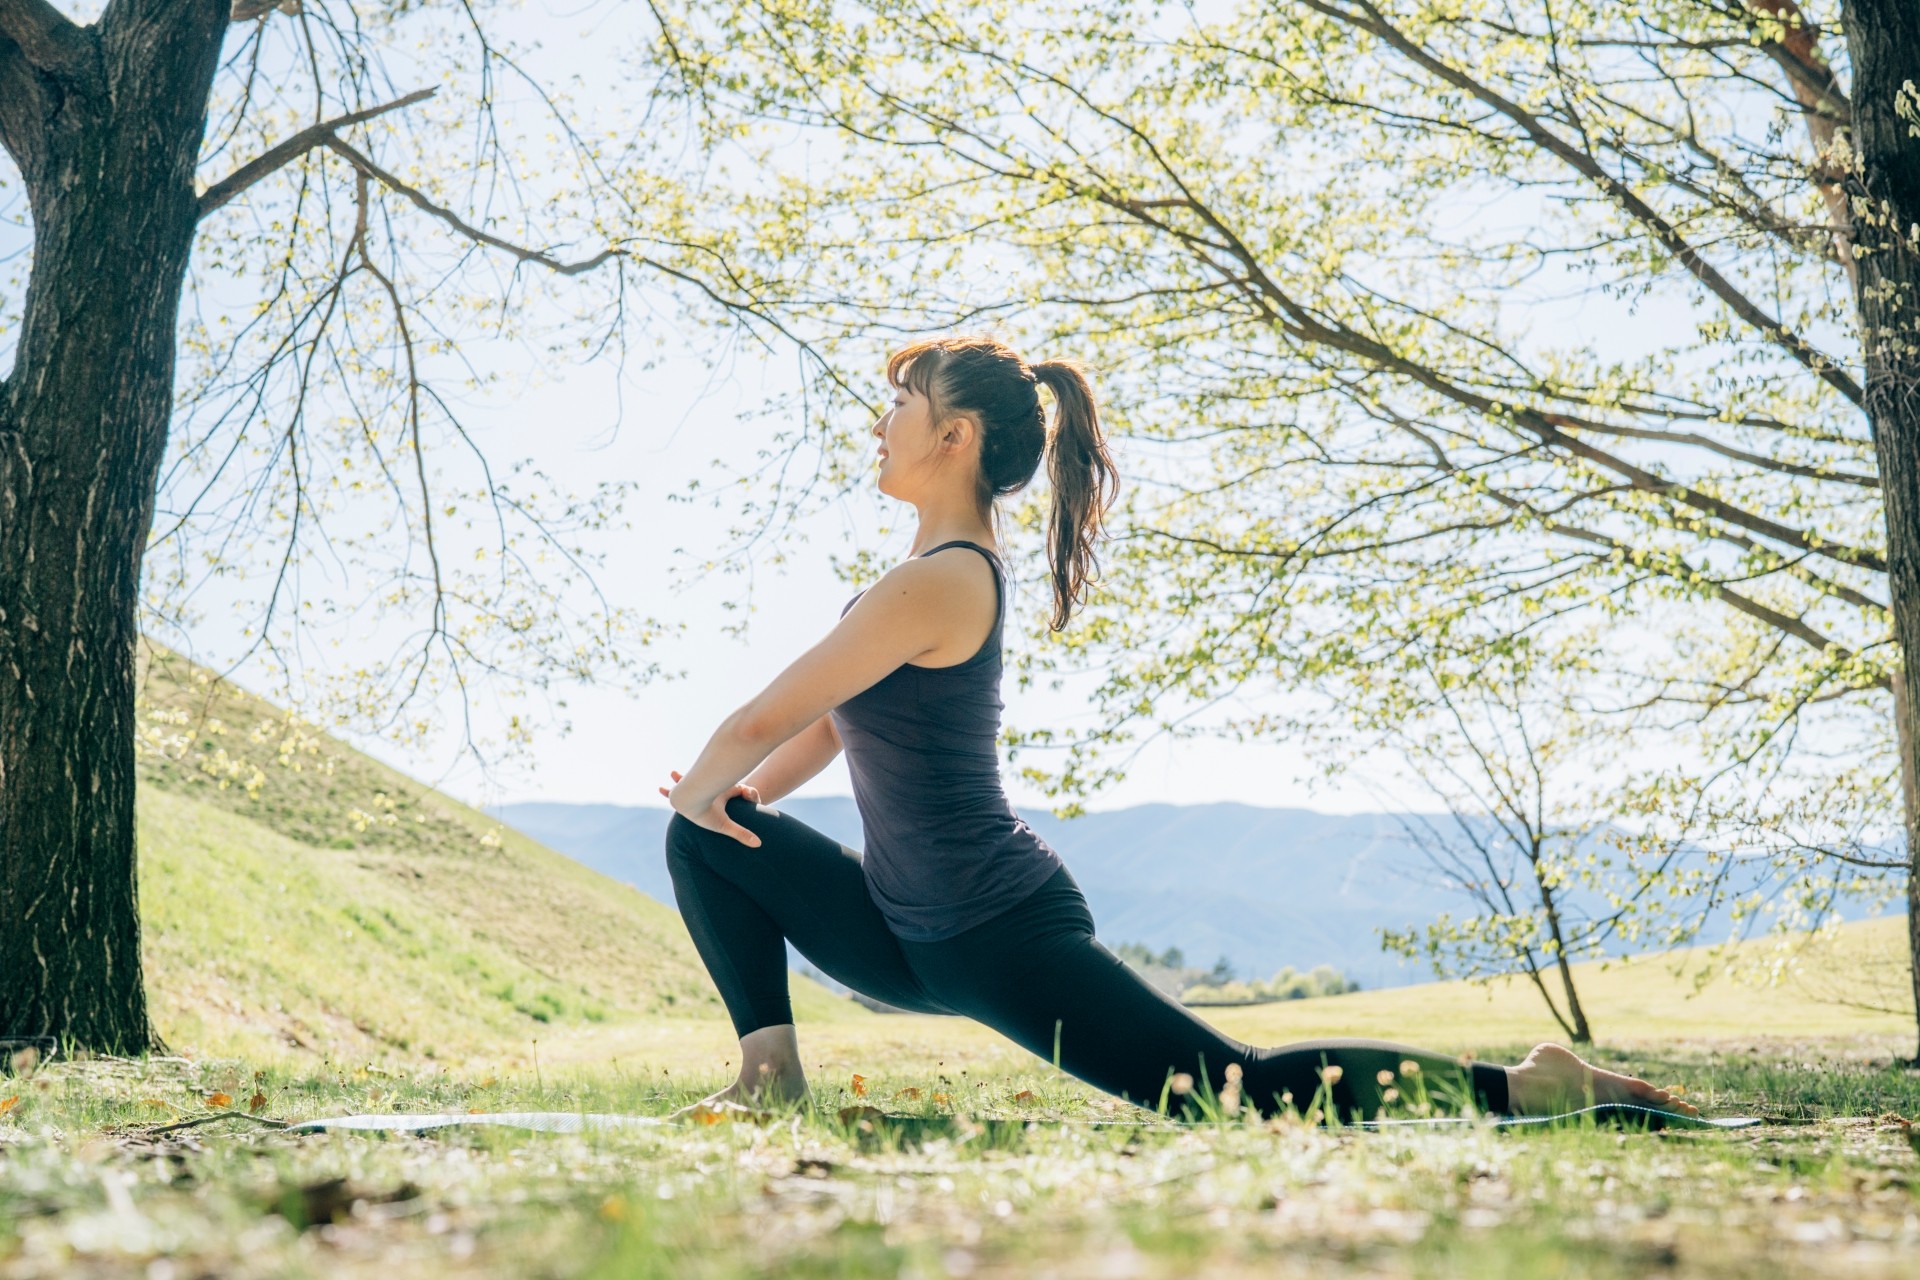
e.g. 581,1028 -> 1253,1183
905,499 -> 995,558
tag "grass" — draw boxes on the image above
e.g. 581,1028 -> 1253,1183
1,652 -> 1911,1275
131,647 -> 861,1072
1,1039 -> 1916,1278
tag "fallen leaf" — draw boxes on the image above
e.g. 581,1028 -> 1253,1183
1013,1090 -> 1036,1103
468,1107 -> 487,1114
683,1100 -> 772,1126
205,1092 -> 233,1108
248,1091 -> 268,1113
894,1086 -> 922,1100
932,1092 -> 952,1105
0,1096 -> 17,1115
850,1073 -> 867,1097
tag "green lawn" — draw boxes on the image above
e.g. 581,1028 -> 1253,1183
1,1035 -> 1916,1278
132,647 -> 861,1072
2,655 -> 1913,1276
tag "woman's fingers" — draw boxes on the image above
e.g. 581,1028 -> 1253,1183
721,815 -> 762,848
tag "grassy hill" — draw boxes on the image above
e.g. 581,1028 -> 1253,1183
132,647 -> 863,1071
126,645 -> 1915,1084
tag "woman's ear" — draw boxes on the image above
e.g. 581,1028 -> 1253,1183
941,413 -> 981,455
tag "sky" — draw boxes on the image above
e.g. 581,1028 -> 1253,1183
359,331 -> 1410,818
0,0 -> 1775,823
201,1 -> 1426,819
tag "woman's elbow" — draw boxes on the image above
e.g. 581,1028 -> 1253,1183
728,703 -> 793,747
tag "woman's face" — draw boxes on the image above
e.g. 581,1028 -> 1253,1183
873,378 -> 966,502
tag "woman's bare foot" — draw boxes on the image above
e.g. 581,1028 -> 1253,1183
1505,1043 -> 1698,1117
669,1063 -> 810,1120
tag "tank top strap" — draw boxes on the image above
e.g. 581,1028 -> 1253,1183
916,540 -> 1005,655
917,539 -> 1002,577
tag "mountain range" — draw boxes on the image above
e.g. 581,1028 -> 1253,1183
495,796 -> 1901,994
492,798 -> 1537,989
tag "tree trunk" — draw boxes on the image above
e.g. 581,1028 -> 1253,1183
1535,874 -> 1591,1043
0,4 -> 228,1055
1845,0 -> 1920,1060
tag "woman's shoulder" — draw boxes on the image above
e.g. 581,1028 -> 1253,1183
882,543 -> 998,592
847,547 -> 999,647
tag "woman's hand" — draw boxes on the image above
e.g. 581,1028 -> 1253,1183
660,770 -> 764,848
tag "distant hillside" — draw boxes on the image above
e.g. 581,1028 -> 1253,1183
496,797 -> 1894,992
495,798 -> 1448,988
132,649 -> 861,1068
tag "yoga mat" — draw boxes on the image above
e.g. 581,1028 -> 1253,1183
1367,1103 -> 1764,1131
284,1111 -> 670,1134
280,1103 -> 1762,1135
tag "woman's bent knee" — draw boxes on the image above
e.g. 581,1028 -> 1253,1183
664,811 -> 707,866
664,800 -> 771,866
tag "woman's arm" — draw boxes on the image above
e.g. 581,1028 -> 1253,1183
665,551 -> 988,833
740,713 -> 843,805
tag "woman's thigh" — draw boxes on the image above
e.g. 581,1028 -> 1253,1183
667,798 -> 954,1017
902,870 -> 1255,1112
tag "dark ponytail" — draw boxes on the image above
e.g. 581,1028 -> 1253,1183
884,335 -> 1120,631
1031,360 -> 1119,631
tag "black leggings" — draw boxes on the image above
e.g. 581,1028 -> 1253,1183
664,798 -> 1510,1121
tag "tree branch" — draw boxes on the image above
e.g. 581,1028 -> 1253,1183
1301,0 -> 1866,410
0,33 -> 47,177
229,0 -> 294,20
323,136 -> 619,276
197,87 -> 437,217
0,0 -> 91,78
1551,414 -> 1878,488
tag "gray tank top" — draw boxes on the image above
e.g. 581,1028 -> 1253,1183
829,540 -> 1065,941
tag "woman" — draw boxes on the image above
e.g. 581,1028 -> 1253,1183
660,335 -> 1694,1123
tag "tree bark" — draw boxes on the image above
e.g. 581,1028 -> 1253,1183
0,2 -> 229,1055
1844,0 -> 1920,1060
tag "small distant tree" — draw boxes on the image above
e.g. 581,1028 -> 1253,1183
1182,963 -> 1360,1005
1111,941 -> 1207,997
1375,654 -> 1647,1045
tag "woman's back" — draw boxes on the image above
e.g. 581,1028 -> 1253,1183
829,540 -> 1064,941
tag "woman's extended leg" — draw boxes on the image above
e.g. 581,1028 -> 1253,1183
663,796 -> 954,1105
903,867 -> 1686,1121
